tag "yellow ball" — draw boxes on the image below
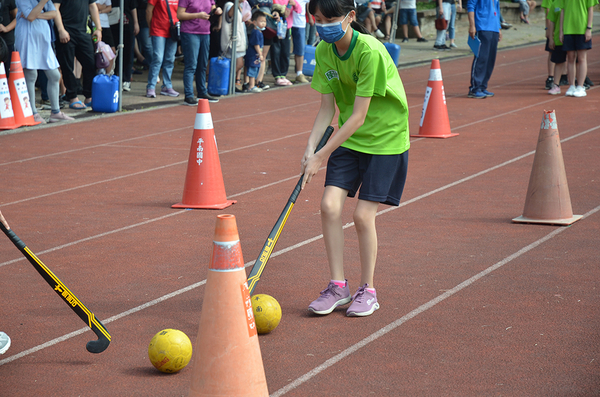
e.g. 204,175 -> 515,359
148,329 -> 193,373
251,294 -> 282,334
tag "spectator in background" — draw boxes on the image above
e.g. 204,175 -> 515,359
291,0 -> 309,83
146,0 -> 180,98
16,0 -> 73,122
178,0 -> 222,104
398,0 -> 427,42
244,10 -> 265,92
355,0 -> 385,37
512,0 -> 536,24
220,0 -> 246,90
306,3 -> 316,45
467,0 -> 501,98
447,0 -> 460,48
94,0 -> 114,73
434,0 -> 452,50
112,0 -> 139,92
137,0 -> 153,68
53,0 -> 102,109
0,0 -> 17,77
271,0 -> 300,86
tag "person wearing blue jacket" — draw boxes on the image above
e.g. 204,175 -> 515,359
467,0 -> 502,98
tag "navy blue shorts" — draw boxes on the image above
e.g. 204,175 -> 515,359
562,34 -> 592,52
550,45 -> 567,64
325,147 -> 408,206
399,8 -> 419,27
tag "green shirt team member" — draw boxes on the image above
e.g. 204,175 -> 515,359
301,0 -> 409,317
556,0 -> 598,97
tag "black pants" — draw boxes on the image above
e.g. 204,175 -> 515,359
55,30 -> 96,100
270,29 -> 290,78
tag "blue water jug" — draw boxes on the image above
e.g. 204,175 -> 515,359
303,45 -> 317,76
92,74 -> 119,113
383,42 -> 401,67
208,57 -> 230,96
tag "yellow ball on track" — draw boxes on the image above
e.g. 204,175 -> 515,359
148,329 -> 193,373
251,294 -> 282,334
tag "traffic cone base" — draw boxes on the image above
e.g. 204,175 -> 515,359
172,99 -> 236,210
188,215 -> 269,397
512,110 -> 581,226
512,214 -> 582,226
411,59 -> 458,139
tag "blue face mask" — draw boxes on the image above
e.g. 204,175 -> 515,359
315,13 -> 350,44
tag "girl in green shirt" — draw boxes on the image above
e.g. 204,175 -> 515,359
301,0 -> 409,317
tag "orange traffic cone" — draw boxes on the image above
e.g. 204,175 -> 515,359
188,214 -> 269,397
513,110 -> 582,225
172,99 -> 236,209
8,52 -> 40,127
411,59 -> 458,139
0,62 -> 18,130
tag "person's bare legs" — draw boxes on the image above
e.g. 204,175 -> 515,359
321,186 -> 348,281
353,199 -> 379,287
576,49 -> 587,87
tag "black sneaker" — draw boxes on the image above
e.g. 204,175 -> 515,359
184,97 -> 198,106
198,93 -> 219,103
433,44 -> 450,50
584,76 -> 594,89
417,37 -> 428,43
545,76 -> 554,90
402,38 -> 409,43
559,74 -> 569,86
257,81 -> 270,90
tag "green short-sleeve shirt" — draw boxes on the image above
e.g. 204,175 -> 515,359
547,0 -> 562,45
311,30 -> 410,155
555,0 -> 598,35
541,0 -> 552,9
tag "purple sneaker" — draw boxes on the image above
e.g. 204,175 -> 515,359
160,87 -> 180,97
346,284 -> 379,317
308,280 -> 351,315
146,88 -> 156,98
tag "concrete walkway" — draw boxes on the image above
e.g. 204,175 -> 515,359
7,11 -> 600,130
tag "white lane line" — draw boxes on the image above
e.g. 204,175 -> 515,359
1,123 -> 597,366
0,101 -> 320,167
270,203 -> 600,397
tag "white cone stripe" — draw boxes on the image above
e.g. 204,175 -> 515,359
194,112 -> 213,130
429,68 -> 442,81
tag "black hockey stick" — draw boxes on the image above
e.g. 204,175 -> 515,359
247,126 -> 334,294
0,211 -> 111,354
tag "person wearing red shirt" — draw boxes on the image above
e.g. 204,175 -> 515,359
146,0 -> 180,97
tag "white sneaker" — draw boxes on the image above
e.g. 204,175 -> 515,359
49,111 -> 75,123
565,85 -> 576,97
123,81 -> 131,92
375,29 -> 385,38
0,332 -> 10,354
573,85 -> 587,97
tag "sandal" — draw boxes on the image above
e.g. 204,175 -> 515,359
69,100 -> 87,110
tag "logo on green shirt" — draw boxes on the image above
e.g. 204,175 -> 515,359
325,70 -> 339,81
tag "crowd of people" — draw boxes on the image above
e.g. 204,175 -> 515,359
0,0 -> 595,116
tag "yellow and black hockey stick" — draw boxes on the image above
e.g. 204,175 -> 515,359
0,211 -> 111,354
247,126 -> 334,294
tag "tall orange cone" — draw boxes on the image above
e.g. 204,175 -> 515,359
8,52 -> 40,127
188,214 -> 269,397
411,59 -> 458,139
0,62 -> 18,130
513,110 -> 582,225
172,99 -> 236,209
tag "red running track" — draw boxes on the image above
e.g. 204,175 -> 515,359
1,40 -> 599,396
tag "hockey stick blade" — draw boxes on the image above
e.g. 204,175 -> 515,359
0,212 -> 111,354
247,126 -> 335,294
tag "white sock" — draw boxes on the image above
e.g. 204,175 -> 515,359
297,71 -> 303,76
